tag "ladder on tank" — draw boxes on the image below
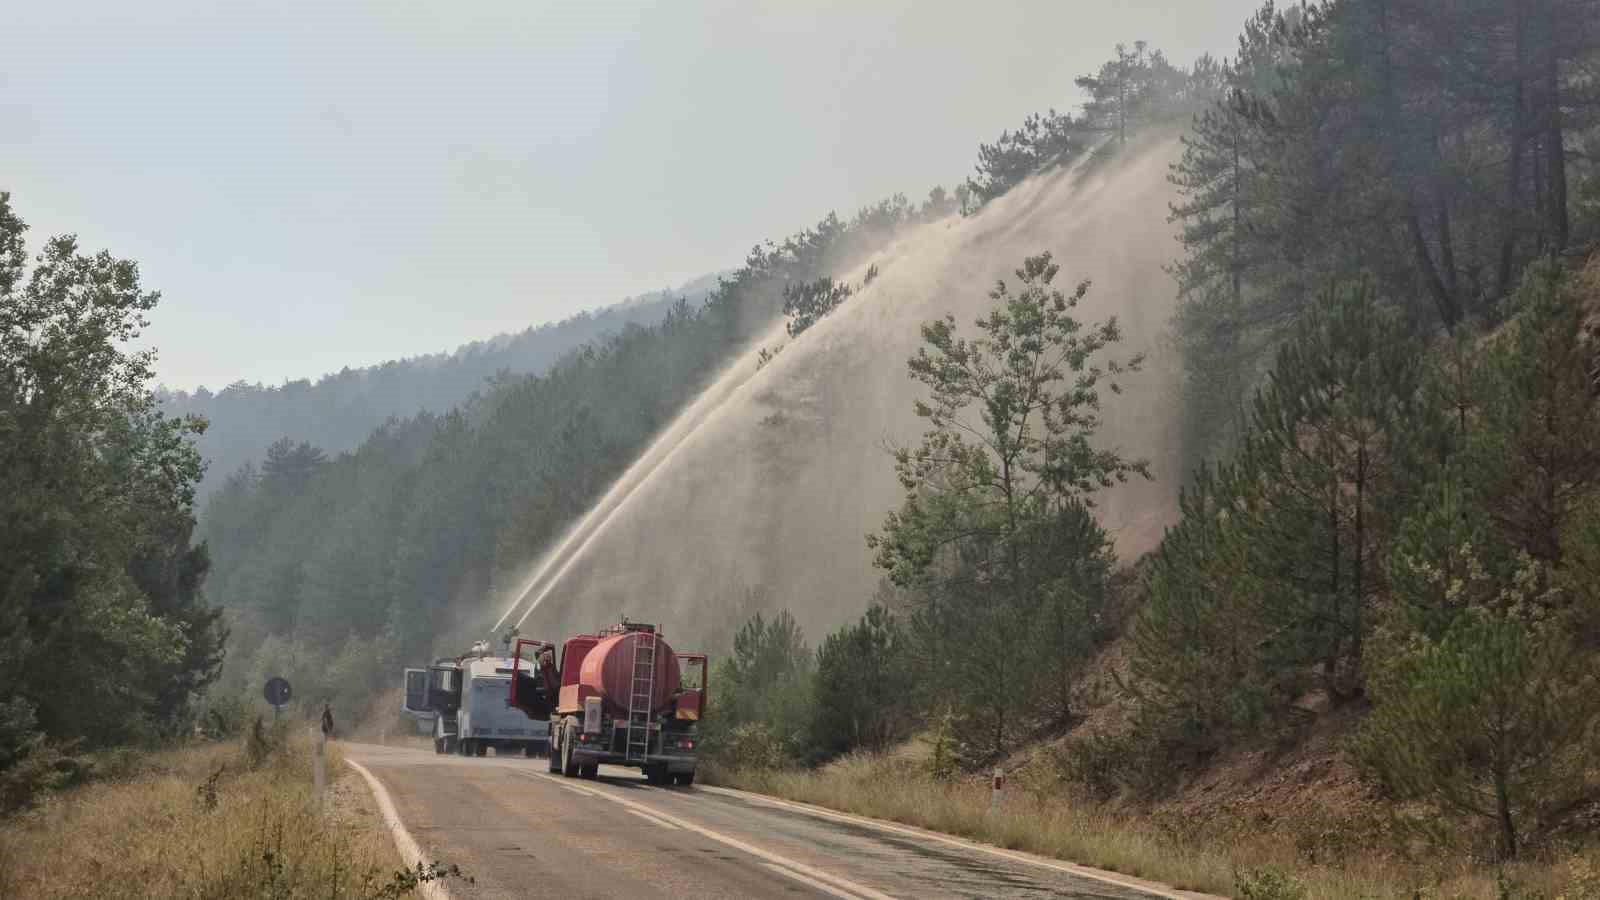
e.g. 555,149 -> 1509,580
623,631 -> 657,763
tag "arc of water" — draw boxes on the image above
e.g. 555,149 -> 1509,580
492,320 -> 786,632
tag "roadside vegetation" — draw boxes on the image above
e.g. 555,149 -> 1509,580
708,753 -> 1595,900
703,2 -> 1600,896
0,721 -> 458,899
8,1 -> 1600,895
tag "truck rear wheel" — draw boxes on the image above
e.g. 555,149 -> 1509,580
475,741 -> 488,757
560,728 -> 580,777
673,770 -> 696,787
580,762 -> 598,780
644,764 -> 668,786
460,739 -> 472,756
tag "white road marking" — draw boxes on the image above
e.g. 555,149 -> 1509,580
627,808 -> 682,830
511,771 -> 896,900
762,862 -> 870,900
697,784 -> 1201,900
345,759 -> 451,900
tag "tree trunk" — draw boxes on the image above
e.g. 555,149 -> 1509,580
1498,1 -> 1530,296
1543,4 -> 1569,252
1325,452 -> 1343,693
1497,765 -> 1519,860
1408,203 -> 1461,330
1348,444 -> 1366,695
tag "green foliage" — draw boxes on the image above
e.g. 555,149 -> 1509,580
1354,548 -> 1599,861
242,716 -> 287,771
1132,283 -> 1424,762
159,279 -> 719,505
1132,254 -> 1600,861
965,110 -> 1087,207
0,699 -> 72,815
1052,731 -> 1151,800
0,192 -> 224,757
1465,262 -> 1600,568
783,276 -> 854,338
922,708 -> 963,781
812,606 -> 912,758
203,201 -> 918,714
1075,41 -> 1195,148
715,723 -> 797,771
869,252 -> 1145,760
1167,0 -> 1600,470
704,611 -> 817,764
964,41 -> 1214,211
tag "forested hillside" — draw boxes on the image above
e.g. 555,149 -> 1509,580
702,0 -> 1600,887
159,273 -> 722,506
10,0 -> 1600,891
1,192 -> 225,810
198,191 -> 957,716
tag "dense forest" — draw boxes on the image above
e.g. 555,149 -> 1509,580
1,192 -> 225,810
8,0 -> 1600,880
194,188 -> 958,718
706,0 -> 1600,870
158,273 -> 722,506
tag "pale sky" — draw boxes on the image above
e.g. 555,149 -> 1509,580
3,0 -> 1260,390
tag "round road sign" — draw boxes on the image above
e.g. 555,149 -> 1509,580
263,677 -> 292,707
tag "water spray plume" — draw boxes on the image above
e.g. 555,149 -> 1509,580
503,140 -> 1187,646
491,340 -> 774,631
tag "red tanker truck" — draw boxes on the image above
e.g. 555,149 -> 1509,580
510,620 -> 706,786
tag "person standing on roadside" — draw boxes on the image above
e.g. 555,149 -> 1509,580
321,702 -> 335,741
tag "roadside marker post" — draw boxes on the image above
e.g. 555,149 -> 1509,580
990,767 -> 1005,814
313,727 -> 327,809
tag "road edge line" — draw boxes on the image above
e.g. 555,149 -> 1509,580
696,784 -> 1217,900
345,758 -> 451,900
513,771 -> 894,900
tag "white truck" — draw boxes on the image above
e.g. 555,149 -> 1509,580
403,641 -> 551,757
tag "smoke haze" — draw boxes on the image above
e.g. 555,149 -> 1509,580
500,139 -> 1186,649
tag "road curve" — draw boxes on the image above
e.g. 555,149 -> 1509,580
342,742 -> 1207,900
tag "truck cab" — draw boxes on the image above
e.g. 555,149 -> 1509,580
402,644 -> 552,757
402,658 -> 465,753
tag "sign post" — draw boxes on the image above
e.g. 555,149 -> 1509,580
263,677 -> 292,722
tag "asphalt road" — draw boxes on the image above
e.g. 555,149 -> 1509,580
342,742 -> 1202,900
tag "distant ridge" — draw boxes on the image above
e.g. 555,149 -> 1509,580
161,271 -> 726,507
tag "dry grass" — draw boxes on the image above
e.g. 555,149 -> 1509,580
707,753 -> 1595,899
0,728 -> 429,900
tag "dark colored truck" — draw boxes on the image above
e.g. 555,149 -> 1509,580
510,620 -> 706,786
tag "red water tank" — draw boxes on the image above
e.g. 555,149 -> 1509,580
577,631 -> 683,714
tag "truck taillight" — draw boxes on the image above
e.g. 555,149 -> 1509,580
684,739 -> 694,750
578,733 -> 590,743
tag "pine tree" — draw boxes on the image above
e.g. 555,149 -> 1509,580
870,252 -> 1147,758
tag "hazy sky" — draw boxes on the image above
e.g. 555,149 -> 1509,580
4,1 -> 1259,390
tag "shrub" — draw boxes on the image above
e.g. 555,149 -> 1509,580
717,723 -> 794,770
0,699 -> 75,815
242,716 -> 288,770
1235,865 -> 1307,900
